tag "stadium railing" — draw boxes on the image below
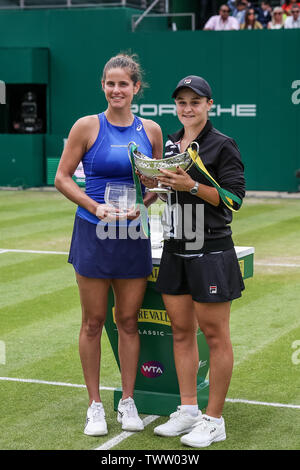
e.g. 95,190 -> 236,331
0,0 -> 167,11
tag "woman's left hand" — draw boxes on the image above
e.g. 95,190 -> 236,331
134,169 -> 157,190
157,167 -> 194,192
139,174 -> 158,189
124,206 -> 141,221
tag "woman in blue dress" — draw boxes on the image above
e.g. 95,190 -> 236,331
55,53 -> 163,436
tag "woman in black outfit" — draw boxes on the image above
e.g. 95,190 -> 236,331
142,75 -> 245,448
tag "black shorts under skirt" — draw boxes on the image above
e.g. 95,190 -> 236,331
155,247 -> 245,303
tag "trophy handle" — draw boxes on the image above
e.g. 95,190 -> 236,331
127,141 -> 137,156
190,141 -> 199,153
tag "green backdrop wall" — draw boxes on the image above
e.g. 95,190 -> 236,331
0,7 -> 299,191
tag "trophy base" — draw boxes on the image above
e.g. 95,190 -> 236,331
147,186 -> 172,194
110,211 -> 128,216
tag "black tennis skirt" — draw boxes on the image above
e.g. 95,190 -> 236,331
155,247 -> 245,303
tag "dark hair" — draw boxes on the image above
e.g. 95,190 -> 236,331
244,8 -> 256,28
102,53 -> 147,95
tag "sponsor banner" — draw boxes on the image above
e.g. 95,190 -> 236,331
73,161 -> 86,185
148,266 -> 160,282
238,259 -> 245,278
131,103 -> 257,118
112,306 -> 171,327
64,138 -> 86,186
199,360 -> 208,369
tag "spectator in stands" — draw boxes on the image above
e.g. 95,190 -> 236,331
227,0 -> 250,24
267,6 -> 285,28
240,8 -> 263,29
203,4 -> 239,30
282,0 -> 300,16
284,4 -> 300,27
255,1 -> 272,28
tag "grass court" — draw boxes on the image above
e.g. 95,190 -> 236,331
0,189 -> 299,450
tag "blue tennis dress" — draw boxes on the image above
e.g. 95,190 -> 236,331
68,112 -> 153,278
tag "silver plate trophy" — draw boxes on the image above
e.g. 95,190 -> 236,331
128,141 -> 196,193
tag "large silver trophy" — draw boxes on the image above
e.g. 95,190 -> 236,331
128,141 -> 195,193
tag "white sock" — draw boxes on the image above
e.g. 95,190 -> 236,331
121,397 -> 133,404
91,400 -> 103,407
181,405 -> 199,417
204,414 -> 223,424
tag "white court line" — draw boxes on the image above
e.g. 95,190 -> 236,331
255,262 -> 300,268
96,396 -> 300,451
1,376 -> 299,410
0,249 -> 68,255
0,376 -> 159,450
0,376 -> 114,391
1,376 -> 299,451
94,415 -> 160,451
225,398 -> 300,410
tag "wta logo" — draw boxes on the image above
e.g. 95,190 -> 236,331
141,361 -> 164,378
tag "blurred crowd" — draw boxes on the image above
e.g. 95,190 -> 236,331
202,1 -> 300,30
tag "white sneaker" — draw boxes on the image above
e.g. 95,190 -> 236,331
117,397 -> 144,431
154,406 -> 202,437
84,401 -> 108,436
180,414 -> 226,448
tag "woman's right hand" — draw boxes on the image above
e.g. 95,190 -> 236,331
95,204 -> 120,221
95,204 -> 141,222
